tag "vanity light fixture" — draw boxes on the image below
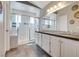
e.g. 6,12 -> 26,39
50,7 -> 53,10
58,2 -> 62,7
47,9 -> 50,12
46,2 -> 64,14
54,5 -> 57,9
47,1 -> 74,15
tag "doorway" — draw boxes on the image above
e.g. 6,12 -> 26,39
10,12 -> 39,49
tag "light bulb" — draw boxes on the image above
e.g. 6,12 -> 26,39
50,7 -> 53,10
58,2 -> 62,7
47,9 -> 50,12
54,5 -> 57,9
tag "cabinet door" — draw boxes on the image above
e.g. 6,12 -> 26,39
41,34 -> 45,49
75,41 -> 79,57
42,34 -> 50,54
61,38 -> 77,57
35,33 -> 42,47
45,34 -> 50,54
38,33 -> 42,47
35,33 -> 39,44
50,36 -> 60,57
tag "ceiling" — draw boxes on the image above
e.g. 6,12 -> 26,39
29,1 -> 51,9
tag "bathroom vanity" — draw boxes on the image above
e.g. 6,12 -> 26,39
35,30 -> 79,57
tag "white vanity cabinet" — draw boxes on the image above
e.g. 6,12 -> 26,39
41,34 -> 50,54
50,36 -> 60,57
50,36 -> 79,57
60,38 -> 77,57
35,32 -> 79,57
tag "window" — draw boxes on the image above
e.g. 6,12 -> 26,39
16,15 -> 21,23
16,15 -> 21,28
35,18 -> 39,31
45,20 -> 49,25
11,14 -> 21,28
0,12 -> 3,22
30,17 -> 35,24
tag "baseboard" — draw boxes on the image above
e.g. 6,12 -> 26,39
18,40 -> 29,45
36,44 -> 52,57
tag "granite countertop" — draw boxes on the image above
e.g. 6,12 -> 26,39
35,30 -> 79,41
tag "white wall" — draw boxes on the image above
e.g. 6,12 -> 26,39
57,15 -> 68,31
10,1 -> 40,17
